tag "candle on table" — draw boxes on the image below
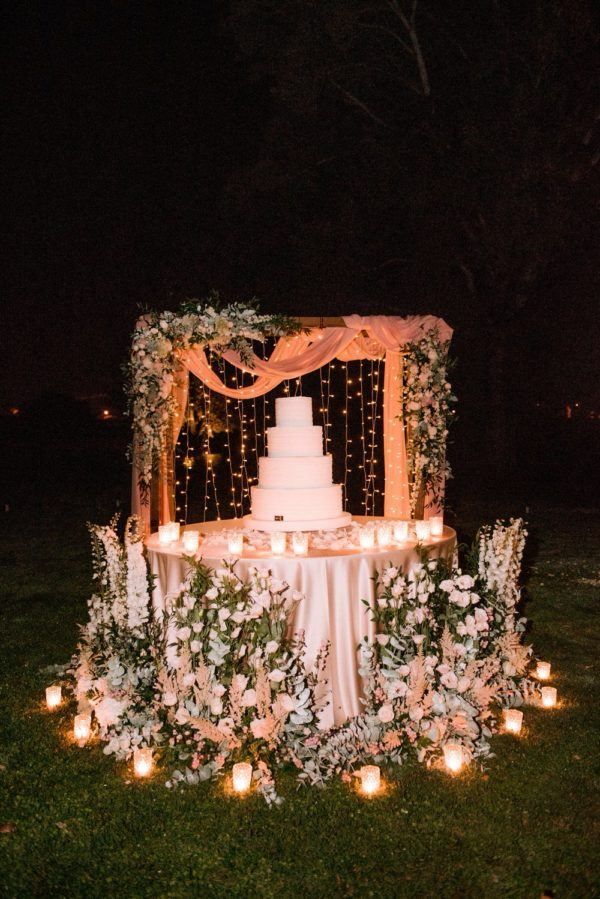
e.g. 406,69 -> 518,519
359,527 -> 375,550
158,524 -> 172,545
429,515 -> 444,538
182,530 -> 199,553
443,741 -> 464,774
168,521 -> 181,542
228,532 -> 244,555
74,712 -> 92,746
393,520 -> 409,543
232,762 -> 252,794
415,520 -> 432,542
360,765 -> 381,796
270,532 -> 286,555
292,532 -> 309,555
503,708 -> 523,734
376,522 -> 392,548
45,685 -> 62,710
541,686 -> 557,708
536,661 -> 551,680
133,747 -> 153,778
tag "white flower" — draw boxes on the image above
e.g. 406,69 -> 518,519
268,669 -> 286,683
378,703 -> 394,723
176,626 -> 191,641
182,672 -> 196,687
163,692 -> 178,707
241,689 -> 257,708
265,640 -> 279,654
210,697 -> 223,716
376,634 -> 389,646
205,587 -> 219,600
190,640 -> 202,653
456,574 -> 475,590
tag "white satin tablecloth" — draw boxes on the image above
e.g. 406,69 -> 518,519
146,518 -> 456,728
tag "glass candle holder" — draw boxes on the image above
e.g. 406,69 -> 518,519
270,532 -> 286,555
227,532 -> 244,555
232,762 -> 253,794
74,713 -> 92,746
167,521 -> 181,542
536,661 -> 551,680
182,530 -> 199,553
133,747 -> 153,778
292,532 -> 309,555
429,515 -> 444,538
443,741 -> 464,774
503,708 -> 523,734
158,524 -> 172,545
360,765 -> 381,796
393,520 -> 409,543
376,522 -> 392,548
45,685 -> 62,710
541,686 -> 557,708
359,527 -> 375,550
415,520 -> 432,542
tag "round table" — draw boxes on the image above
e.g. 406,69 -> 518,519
146,518 -> 456,728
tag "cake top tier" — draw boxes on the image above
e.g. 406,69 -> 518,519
275,396 -> 313,428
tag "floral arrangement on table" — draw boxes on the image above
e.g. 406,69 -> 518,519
67,517 -> 542,801
403,327 -> 456,516
125,292 -> 303,495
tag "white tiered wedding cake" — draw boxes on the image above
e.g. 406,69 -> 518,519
243,396 -> 352,532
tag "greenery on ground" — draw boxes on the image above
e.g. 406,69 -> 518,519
0,492 -> 598,898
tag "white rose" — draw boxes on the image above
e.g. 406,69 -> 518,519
176,626 -> 191,641
241,688 -> 257,708
190,640 -> 202,653
377,703 -> 394,723
268,669 -> 286,683
210,697 -> 223,716
182,672 -> 196,687
163,691 -> 177,707
265,640 -> 279,654
376,634 -> 389,646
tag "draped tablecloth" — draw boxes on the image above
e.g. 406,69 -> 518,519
146,518 -> 456,728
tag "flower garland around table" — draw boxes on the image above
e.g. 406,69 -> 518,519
402,327 -> 456,517
125,292 -> 303,497
64,516 -> 548,801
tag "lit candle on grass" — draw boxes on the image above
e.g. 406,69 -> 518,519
359,527 -> 375,550
270,532 -> 286,556
503,708 -> 523,735
443,742 -> 464,774
376,522 -> 392,548
232,762 -> 252,794
429,515 -> 444,538
45,685 -> 62,710
74,713 -> 92,746
541,686 -> 557,708
182,530 -> 199,553
536,661 -> 551,680
393,521 -> 409,543
415,520 -> 431,542
228,532 -> 244,556
360,765 -> 381,796
133,747 -> 153,778
292,532 -> 309,555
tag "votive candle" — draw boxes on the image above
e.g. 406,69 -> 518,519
393,520 -> 409,543
415,520 -> 432,542
536,661 -> 551,680
133,747 -> 153,778
360,765 -> 381,796
168,521 -> 181,542
376,522 -> 392,548
359,527 -> 376,550
541,686 -> 557,708
503,708 -> 523,734
45,685 -> 62,710
232,762 -> 252,794
444,741 -> 464,774
429,515 -> 444,538
158,524 -> 172,545
270,532 -> 286,555
182,530 -> 199,553
74,713 -> 92,746
228,532 -> 244,555
292,532 -> 309,555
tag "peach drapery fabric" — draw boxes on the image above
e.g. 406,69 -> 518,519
132,315 -> 452,527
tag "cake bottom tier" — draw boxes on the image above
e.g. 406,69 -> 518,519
243,512 -> 352,533
247,483 -> 348,528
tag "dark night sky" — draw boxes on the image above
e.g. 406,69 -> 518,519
2,1 -> 599,413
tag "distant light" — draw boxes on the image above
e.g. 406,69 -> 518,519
9,407 -> 19,416
102,409 -> 110,418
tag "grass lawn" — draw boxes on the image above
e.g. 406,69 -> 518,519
0,491 -> 599,898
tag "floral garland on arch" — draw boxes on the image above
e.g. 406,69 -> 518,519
67,516 -> 545,802
125,293 -> 303,495
403,327 -> 456,516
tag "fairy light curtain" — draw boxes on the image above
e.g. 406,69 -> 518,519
132,315 -> 453,527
